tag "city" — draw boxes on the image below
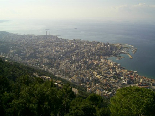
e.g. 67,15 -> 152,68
0,31 -> 155,97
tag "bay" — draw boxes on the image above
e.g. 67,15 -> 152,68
1,20 -> 155,79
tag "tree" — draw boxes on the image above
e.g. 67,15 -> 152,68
67,94 -> 111,116
86,93 -> 103,107
9,81 -> 61,116
86,93 -> 110,116
0,76 -> 11,115
0,76 -> 10,94
66,97 -> 96,116
58,84 -> 76,116
110,86 -> 155,116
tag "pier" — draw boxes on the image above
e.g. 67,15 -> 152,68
127,53 -> 133,59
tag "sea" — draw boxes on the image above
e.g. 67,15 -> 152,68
1,19 -> 155,79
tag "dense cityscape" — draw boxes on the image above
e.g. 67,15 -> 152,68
0,31 -> 155,97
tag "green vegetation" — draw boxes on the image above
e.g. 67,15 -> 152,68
0,58 -> 109,116
1,58 -> 155,116
110,86 -> 155,116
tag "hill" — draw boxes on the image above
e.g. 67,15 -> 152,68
0,58 -> 110,116
1,58 -> 155,116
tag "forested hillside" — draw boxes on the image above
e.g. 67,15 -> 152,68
1,58 -> 155,116
0,58 -> 110,116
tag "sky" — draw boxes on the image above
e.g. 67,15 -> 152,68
0,0 -> 155,22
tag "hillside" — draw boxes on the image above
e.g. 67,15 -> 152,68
0,58 -> 110,116
1,58 -> 155,116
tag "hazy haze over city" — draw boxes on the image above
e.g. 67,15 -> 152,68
0,0 -> 155,22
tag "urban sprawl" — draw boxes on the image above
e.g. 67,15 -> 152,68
0,31 -> 155,97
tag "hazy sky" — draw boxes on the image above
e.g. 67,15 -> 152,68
1,0 -> 155,22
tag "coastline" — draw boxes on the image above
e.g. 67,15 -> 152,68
1,31 -> 155,97
108,56 -> 155,79
0,31 -> 153,81
1,20 -> 155,80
